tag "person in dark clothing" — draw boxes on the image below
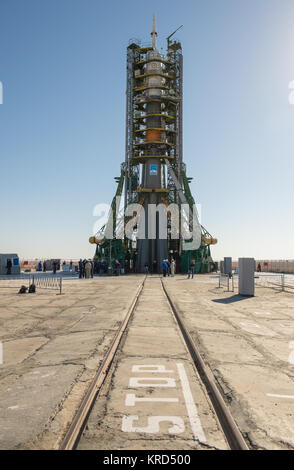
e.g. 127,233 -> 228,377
100,259 -> 107,275
124,259 -> 129,274
98,260 -> 102,276
166,259 -> 171,277
152,260 -> 157,274
188,259 -> 196,279
90,260 -> 94,278
43,261 -> 47,272
144,262 -> 149,274
162,260 -> 167,277
6,258 -> 12,275
78,259 -> 84,279
93,259 -> 98,275
52,260 -> 57,274
82,259 -> 87,278
114,259 -> 121,276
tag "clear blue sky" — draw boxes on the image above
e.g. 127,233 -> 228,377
0,0 -> 293,260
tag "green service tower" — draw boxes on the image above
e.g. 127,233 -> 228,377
90,17 -> 217,274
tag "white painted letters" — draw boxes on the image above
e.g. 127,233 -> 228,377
132,365 -> 173,373
122,415 -> 185,434
129,377 -> 176,388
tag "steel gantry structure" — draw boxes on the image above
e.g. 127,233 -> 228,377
90,17 -> 217,274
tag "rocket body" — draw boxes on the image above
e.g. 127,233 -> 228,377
136,46 -> 169,272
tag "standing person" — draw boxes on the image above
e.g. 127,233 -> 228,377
171,259 -> 176,277
98,260 -> 103,276
85,260 -> 92,279
37,261 -> 42,272
6,258 -> 12,275
152,259 -> 157,274
257,263 -> 261,273
52,260 -> 57,274
69,260 -> 73,271
82,259 -> 87,278
166,259 -> 171,277
114,259 -> 121,276
188,259 -> 196,279
144,262 -> 149,274
101,259 -> 106,275
43,260 -> 47,272
124,259 -> 129,274
78,259 -> 84,279
93,259 -> 98,275
162,259 -> 167,277
90,259 -> 94,278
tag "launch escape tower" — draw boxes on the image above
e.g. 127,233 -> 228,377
90,17 -> 217,273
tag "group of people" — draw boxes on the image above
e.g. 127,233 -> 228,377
77,259 -> 132,278
36,260 -> 61,273
78,259 -> 94,279
144,260 -> 159,274
5,256 -> 198,278
162,259 -> 176,277
96,259 -> 131,276
30,257 -> 198,279
37,260 -> 48,272
143,259 -> 176,277
142,258 -> 197,279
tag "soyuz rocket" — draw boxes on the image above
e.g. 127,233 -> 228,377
136,16 -> 169,270
90,16 -> 218,273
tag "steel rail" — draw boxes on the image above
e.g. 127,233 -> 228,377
59,277 -> 146,450
161,279 -> 249,451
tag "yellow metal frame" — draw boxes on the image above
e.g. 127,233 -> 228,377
135,72 -> 174,80
135,128 -> 176,134
134,85 -> 170,92
135,113 -> 175,120
135,98 -> 177,106
134,141 -> 175,147
136,58 -> 172,66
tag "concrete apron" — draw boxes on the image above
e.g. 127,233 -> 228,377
78,278 -> 228,450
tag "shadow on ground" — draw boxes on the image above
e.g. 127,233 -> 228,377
212,294 -> 252,304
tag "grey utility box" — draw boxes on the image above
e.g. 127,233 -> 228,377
224,257 -> 232,275
239,258 -> 255,296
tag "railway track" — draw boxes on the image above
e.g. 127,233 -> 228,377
60,276 -> 248,451
59,276 -> 146,450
